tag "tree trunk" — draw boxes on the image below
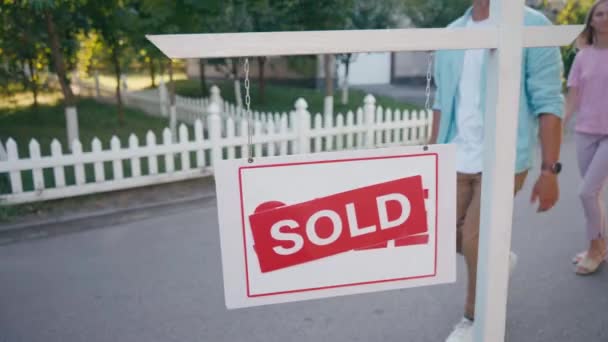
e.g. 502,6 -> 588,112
26,58 -> 39,108
257,57 -> 266,104
45,9 -> 75,107
168,59 -> 176,105
149,59 -> 156,88
199,59 -> 208,97
45,9 -> 78,146
324,54 -> 334,97
111,46 -> 124,125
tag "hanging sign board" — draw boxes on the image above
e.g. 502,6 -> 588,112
215,144 -> 456,309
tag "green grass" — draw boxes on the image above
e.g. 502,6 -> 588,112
0,80 -> 419,198
82,72 -> 188,91
0,94 -> 177,195
0,96 -> 170,156
173,80 -> 419,115
0,199 -> 49,223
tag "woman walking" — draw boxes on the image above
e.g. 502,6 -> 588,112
564,0 -> 608,275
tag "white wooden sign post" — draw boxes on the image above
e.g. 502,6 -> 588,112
148,0 -> 581,340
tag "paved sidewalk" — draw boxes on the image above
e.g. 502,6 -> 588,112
353,84 -> 431,107
1,136 -> 607,342
0,177 -> 216,244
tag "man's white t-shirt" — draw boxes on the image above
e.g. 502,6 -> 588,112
452,18 -> 490,174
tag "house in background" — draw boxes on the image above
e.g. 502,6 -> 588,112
185,0 -> 566,89
331,0 -> 567,87
185,57 -> 317,88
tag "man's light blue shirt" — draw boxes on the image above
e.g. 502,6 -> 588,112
432,6 -> 564,173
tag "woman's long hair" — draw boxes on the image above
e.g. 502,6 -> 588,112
577,0 -> 608,48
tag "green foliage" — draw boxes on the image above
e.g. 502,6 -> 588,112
27,0 -> 90,71
554,0 -> 595,78
0,2 -> 50,99
292,0 -> 356,30
286,56 -> 317,77
75,31 -> 104,77
0,97 -> 172,196
347,0 -> 400,30
0,98 -> 168,156
400,0 -> 471,28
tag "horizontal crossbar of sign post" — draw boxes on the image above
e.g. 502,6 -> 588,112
147,25 -> 582,59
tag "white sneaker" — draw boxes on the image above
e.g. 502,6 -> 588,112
444,253 -> 516,342
445,317 -> 473,342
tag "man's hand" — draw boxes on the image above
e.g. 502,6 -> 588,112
530,172 -> 559,212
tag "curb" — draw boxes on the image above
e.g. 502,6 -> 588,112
0,192 -> 217,244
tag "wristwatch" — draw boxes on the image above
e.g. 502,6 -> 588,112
541,162 -> 562,175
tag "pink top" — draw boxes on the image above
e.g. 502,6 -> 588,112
567,47 -> 608,135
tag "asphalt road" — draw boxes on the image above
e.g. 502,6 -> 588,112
1,137 -> 607,342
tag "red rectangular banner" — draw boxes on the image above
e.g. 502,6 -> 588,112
248,175 -> 428,273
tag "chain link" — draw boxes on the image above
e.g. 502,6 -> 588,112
424,51 -> 434,113
243,58 -> 254,162
241,54 -> 433,156
423,51 -> 434,150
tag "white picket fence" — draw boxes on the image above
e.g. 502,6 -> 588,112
74,76 -> 278,126
0,95 -> 432,204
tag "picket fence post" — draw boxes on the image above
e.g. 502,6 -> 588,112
363,94 -> 376,148
6,139 -> 22,194
159,79 -> 168,117
208,102 -> 222,170
210,85 -> 222,105
294,98 -> 310,154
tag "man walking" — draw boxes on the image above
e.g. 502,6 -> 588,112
429,1 -> 564,341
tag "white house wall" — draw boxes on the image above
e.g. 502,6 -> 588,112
393,51 -> 428,80
336,52 -> 391,86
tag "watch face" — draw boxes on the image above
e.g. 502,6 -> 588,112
542,162 -> 562,174
553,162 -> 562,174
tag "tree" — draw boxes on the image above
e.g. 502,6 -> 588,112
29,0 -> 89,146
193,1 -> 233,97
400,0 -> 470,28
111,18 -> 163,89
85,0 -> 140,125
140,0 -> 223,135
246,0 -> 300,104
140,0 -> 225,97
553,0 -> 594,78
338,0 -> 400,104
75,31 -> 104,78
292,0 -> 356,113
0,2 -> 49,107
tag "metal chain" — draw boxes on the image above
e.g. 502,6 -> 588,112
243,58 -> 254,163
423,51 -> 434,150
424,51 -> 434,113
241,54 -> 433,155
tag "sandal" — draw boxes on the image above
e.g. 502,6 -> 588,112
573,250 -> 608,264
572,251 -> 587,264
575,253 -> 606,275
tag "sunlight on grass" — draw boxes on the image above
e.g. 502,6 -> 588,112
0,91 -> 63,111
82,73 -> 188,91
173,79 -> 419,115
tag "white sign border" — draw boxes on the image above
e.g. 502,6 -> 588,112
216,144 -> 456,309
